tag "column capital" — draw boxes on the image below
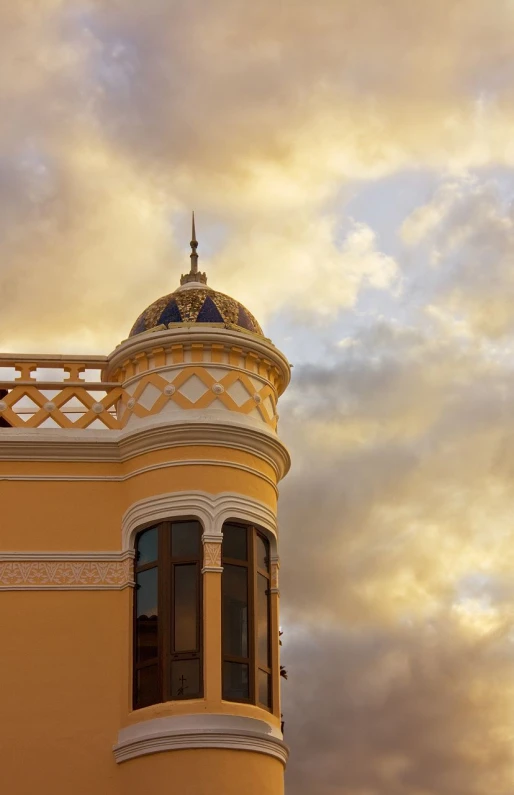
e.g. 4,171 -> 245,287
202,533 -> 223,573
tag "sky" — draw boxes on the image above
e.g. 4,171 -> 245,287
2,1 -> 514,792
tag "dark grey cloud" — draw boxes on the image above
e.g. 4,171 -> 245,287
282,621 -> 514,795
275,320 -> 514,791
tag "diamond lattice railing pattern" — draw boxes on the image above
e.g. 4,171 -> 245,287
0,355 -> 123,429
0,353 -> 277,431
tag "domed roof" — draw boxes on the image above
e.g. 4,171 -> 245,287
129,284 -> 263,337
129,213 -> 263,338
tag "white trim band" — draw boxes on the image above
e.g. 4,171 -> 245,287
113,713 -> 288,766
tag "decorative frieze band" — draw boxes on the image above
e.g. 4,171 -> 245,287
0,551 -> 134,591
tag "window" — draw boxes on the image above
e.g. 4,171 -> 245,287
222,523 -> 272,710
134,520 -> 203,709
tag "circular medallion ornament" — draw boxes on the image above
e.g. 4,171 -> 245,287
92,403 -> 104,414
163,384 -> 176,396
212,383 -> 225,395
253,394 -> 262,403
44,402 -> 56,412
0,401 -> 6,412
126,398 -> 136,410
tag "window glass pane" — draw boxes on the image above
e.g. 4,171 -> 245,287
256,534 -> 269,571
258,669 -> 271,708
223,524 -> 247,561
173,564 -> 198,652
136,568 -> 158,663
136,527 -> 158,566
257,573 -> 270,667
223,661 -> 249,701
136,664 -> 159,708
171,521 -> 201,558
223,564 -> 248,658
171,659 -> 201,699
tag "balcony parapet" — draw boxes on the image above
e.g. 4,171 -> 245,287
0,328 -> 291,433
0,354 -> 121,430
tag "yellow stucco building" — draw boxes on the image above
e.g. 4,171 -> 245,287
0,221 -> 291,794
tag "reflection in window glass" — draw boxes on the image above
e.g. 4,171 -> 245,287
173,564 -> 198,652
136,569 -> 158,663
171,659 -> 201,699
256,534 -> 269,571
171,521 -> 201,558
137,665 -> 160,708
137,527 -> 158,565
223,565 -> 248,658
223,524 -> 247,561
223,661 -> 249,701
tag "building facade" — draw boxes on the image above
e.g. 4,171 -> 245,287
0,227 -> 291,794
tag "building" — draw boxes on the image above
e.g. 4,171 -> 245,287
0,219 -> 292,795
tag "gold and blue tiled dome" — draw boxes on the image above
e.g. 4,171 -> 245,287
129,214 -> 263,338
129,285 -> 263,337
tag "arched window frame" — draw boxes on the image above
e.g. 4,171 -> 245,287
221,521 -> 273,711
133,517 -> 204,710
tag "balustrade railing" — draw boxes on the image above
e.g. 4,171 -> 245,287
0,354 -> 124,430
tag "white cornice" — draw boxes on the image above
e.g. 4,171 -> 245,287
0,421 -> 290,479
113,713 -> 288,766
119,420 -> 290,478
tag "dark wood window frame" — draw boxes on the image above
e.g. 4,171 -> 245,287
222,522 -> 272,711
133,519 -> 203,709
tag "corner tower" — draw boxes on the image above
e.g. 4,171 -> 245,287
0,217 -> 291,795
111,219 -> 291,793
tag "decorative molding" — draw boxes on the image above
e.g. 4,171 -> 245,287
0,550 -> 134,562
122,491 -> 278,553
0,422 -> 291,481
113,713 -> 288,766
118,421 -> 290,479
0,554 -> 133,590
0,457 -> 279,495
121,360 -> 271,393
106,326 -> 291,395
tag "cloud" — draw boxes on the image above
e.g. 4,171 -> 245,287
2,3 -> 514,793
2,1 -> 514,349
402,176 -> 514,338
282,620 -> 514,795
276,318 -> 514,791
214,217 -> 399,323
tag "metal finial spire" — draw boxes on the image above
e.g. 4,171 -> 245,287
190,211 -> 198,274
180,211 -> 207,286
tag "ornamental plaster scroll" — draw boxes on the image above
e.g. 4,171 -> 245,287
113,713 -> 288,766
121,491 -> 279,558
0,551 -> 134,591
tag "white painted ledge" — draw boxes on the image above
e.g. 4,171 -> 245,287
113,713 -> 288,766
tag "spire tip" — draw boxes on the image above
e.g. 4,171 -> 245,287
180,211 -> 207,287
